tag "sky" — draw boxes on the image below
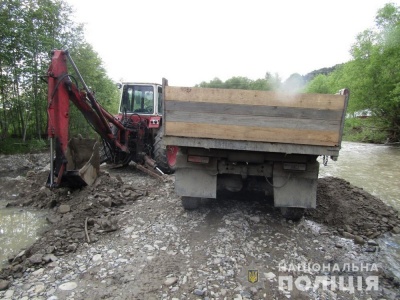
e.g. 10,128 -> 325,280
65,0 -> 400,87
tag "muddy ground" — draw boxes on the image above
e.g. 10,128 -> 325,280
0,153 -> 400,300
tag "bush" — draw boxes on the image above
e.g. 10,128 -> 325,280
0,138 -> 49,154
343,117 -> 387,143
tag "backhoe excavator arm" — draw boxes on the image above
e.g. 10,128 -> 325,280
46,50 -> 128,187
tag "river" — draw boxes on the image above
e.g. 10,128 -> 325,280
0,203 -> 47,266
319,141 -> 400,210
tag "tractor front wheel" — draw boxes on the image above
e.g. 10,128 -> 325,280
153,127 -> 177,174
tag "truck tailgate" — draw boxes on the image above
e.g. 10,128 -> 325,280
163,85 -> 349,155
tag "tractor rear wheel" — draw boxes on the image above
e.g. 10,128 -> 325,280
153,127 -> 177,174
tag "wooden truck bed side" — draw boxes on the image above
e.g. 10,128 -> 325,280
162,82 -> 349,157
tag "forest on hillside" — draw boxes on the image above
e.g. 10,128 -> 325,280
0,1 -> 399,154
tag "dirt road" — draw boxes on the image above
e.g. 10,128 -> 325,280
0,153 -> 399,299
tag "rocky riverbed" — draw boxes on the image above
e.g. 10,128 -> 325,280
0,153 -> 399,299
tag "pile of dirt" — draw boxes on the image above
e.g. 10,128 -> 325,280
1,169 -> 147,279
307,176 -> 400,242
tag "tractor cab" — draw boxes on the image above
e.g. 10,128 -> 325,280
119,83 -> 163,116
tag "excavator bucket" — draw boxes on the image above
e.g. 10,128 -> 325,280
63,137 -> 100,187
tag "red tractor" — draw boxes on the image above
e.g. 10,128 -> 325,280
46,50 -> 177,188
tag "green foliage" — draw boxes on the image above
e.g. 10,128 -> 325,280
196,72 -> 282,91
67,43 -> 120,136
343,117 -> 388,143
0,137 -> 48,154
306,3 -> 400,143
0,0 -> 119,151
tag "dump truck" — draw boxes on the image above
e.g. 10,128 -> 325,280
161,79 -> 349,220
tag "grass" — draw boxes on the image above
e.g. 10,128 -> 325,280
0,138 -> 49,154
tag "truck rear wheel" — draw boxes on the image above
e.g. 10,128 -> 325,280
153,127 -> 177,174
181,196 -> 200,210
280,207 -> 305,222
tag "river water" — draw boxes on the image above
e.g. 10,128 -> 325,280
319,141 -> 400,210
319,141 -> 400,279
0,202 -> 47,266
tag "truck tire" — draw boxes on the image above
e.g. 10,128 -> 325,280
181,196 -> 200,210
153,127 -> 177,174
280,207 -> 305,222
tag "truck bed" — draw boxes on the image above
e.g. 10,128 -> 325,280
163,84 -> 349,157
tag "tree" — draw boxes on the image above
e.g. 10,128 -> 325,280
196,73 -> 282,91
305,3 -> 400,142
68,43 -> 119,136
0,0 -> 119,146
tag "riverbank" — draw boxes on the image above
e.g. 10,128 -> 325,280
0,153 -> 400,299
342,117 -> 395,144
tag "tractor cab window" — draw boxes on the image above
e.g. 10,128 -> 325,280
120,85 -> 154,114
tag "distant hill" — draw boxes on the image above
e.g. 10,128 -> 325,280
281,64 -> 342,93
302,64 -> 342,82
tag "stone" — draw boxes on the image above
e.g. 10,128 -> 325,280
344,224 -> 352,233
13,250 -> 26,262
240,290 -> 252,298
164,277 -> 178,286
0,279 -> 10,291
342,232 -> 355,239
47,287 -> 56,296
194,288 -> 205,296
354,236 -> 365,245
249,216 -> 260,223
58,281 -> 77,291
46,246 -> 55,254
4,289 -> 14,299
367,239 -> 379,246
11,264 -> 23,273
67,243 -> 78,252
35,283 -> 45,293
144,245 -> 155,251
58,204 -> 70,214
264,272 -> 276,281
32,268 -> 44,276
392,226 -> 400,234
28,253 -> 43,264
124,227 -> 135,234
100,197 -> 112,208
92,254 -> 102,262
43,254 -> 58,262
